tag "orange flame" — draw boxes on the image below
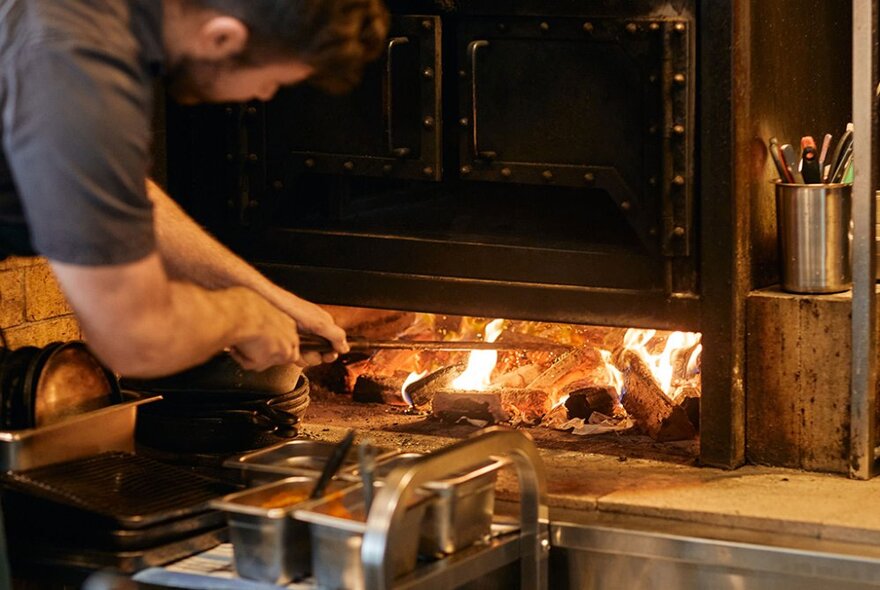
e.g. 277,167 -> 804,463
401,370 -> 428,405
620,329 -> 701,399
451,319 -> 505,391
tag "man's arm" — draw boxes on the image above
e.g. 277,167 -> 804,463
146,180 -> 348,363
51,253 -> 306,377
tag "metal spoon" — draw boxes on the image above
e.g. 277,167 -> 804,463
358,439 -> 378,513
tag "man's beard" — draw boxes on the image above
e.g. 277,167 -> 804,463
165,57 -> 232,104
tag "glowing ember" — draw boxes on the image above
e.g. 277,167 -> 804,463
401,370 -> 428,405
451,319 -> 505,391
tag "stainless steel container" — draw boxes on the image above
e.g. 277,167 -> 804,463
212,476 -> 352,585
776,181 -> 852,293
295,485 -> 428,590
0,396 -> 158,471
224,440 -> 395,486
420,458 -> 506,556
342,452 -> 505,556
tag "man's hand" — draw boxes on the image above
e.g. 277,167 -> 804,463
266,287 -> 349,366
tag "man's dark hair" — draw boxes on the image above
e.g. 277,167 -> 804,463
185,0 -> 389,93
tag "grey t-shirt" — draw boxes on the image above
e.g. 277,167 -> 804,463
0,0 -> 163,264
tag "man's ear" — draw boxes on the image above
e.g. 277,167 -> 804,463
196,16 -> 248,60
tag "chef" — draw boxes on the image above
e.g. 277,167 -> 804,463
0,0 -> 388,377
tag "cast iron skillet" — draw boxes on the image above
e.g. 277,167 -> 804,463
122,351 -> 303,398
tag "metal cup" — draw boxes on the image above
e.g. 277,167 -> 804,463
775,181 -> 852,293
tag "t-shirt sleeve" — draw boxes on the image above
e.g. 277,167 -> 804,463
2,41 -> 156,265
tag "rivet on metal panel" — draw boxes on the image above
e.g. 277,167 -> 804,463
674,22 -> 686,33
541,170 -> 554,181
422,67 -> 434,79
648,124 -> 658,135
458,69 -> 467,79
497,23 -> 507,33
272,181 -> 284,190
421,19 -> 433,30
500,167 -> 512,178
422,116 -> 435,129
460,165 -> 472,176
248,153 -> 259,161
225,153 -> 234,161
648,176 -> 657,186
422,166 -> 434,177
382,164 -> 393,175
582,22 -> 594,34
459,117 -> 470,128
248,200 -> 260,209
673,226 -> 686,237
343,161 -> 354,171
304,158 -> 316,169
673,124 -> 686,136
625,23 -> 638,34
539,22 -> 550,32
674,73 -> 687,86
649,227 -> 659,236
584,172 -> 596,185
672,175 -> 686,186
649,22 -> 660,32
246,106 -> 258,115
226,199 -> 234,208
224,107 -> 234,116
649,73 -> 658,84
392,147 -> 411,158
621,200 -> 632,211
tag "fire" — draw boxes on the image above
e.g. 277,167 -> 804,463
451,319 -> 505,391
619,328 -> 701,399
401,370 -> 428,405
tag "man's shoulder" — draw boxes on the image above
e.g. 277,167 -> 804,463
0,0 -> 140,67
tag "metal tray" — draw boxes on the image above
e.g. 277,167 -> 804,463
295,484 -> 430,590
212,475 -> 354,585
0,396 -> 159,471
224,439 -> 396,484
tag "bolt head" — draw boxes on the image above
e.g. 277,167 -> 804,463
248,153 -> 258,161
625,23 -> 638,34
423,116 -> 435,129
497,23 -> 508,33
673,124 -> 686,135
304,158 -> 316,169
423,166 -> 434,177
673,175 -> 686,186
246,106 -> 258,115
382,164 -> 393,174
584,172 -> 596,184
649,22 -> 660,31
621,200 -> 632,211
421,19 -> 433,30
501,167 -> 512,178
343,161 -> 354,171
459,117 -> 470,128
272,181 -> 284,190
673,226 -> 686,237
582,22 -> 594,33
674,73 -> 687,86
460,165 -> 472,175
459,69 -> 467,79
540,21 -> 550,32
422,67 -> 434,79
674,22 -> 686,33
541,170 -> 554,181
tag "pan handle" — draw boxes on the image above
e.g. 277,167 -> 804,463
254,403 -> 299,438
385,36 -> 411,158
467,40 -> 496,161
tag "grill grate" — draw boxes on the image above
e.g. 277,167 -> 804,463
1,452 -> 235,528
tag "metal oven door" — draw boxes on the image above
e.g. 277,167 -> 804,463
457,17 -> 693,256
266,15 -> 442,181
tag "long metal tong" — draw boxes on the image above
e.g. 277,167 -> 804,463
299,333 -> 569,354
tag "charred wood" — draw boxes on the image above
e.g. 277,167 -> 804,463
432,391 -> 509,424
499,388 -> 551,424
562,382 -> 617,420
617,350 -> 696,442
352,373 -> 409,406
406,363 -> 465,407
676,386 -> 700,432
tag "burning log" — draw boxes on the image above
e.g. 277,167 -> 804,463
676,386 -> 700,431
527,345 -> 604,398
405,364 -> 465,407
561,381 -> 617,420
352,372 -> 409,406
616,349 -> 696,442
432,391 -> 509,424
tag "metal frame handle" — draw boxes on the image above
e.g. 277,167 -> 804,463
361,427 -> 548,590
467,40 -> 497,161
386,37 -> 411,158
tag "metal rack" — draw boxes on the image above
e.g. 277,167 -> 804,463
362,427 -> 549,590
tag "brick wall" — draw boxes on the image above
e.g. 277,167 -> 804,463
0,257 -> 80,348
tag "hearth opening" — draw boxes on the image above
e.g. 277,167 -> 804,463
305,307 -> 701,464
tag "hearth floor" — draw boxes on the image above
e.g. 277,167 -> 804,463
302,398 -> 880,547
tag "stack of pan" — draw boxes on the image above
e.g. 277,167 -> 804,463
1,451 -> 236,574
